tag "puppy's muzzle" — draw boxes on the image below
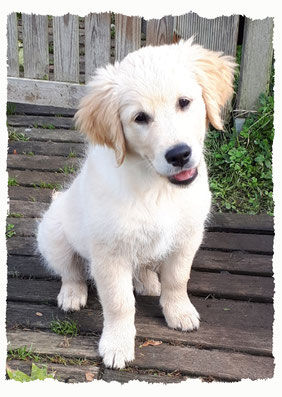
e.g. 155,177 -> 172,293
165,144 -> 191,168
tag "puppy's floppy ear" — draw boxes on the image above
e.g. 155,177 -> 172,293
75,64 -> 125,165
185,39 -> 236,130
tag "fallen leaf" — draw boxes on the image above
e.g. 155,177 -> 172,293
35,312 -> 43,317
85,372 -> 95,382
13,149 -> 17,155
139,339 -> 162,348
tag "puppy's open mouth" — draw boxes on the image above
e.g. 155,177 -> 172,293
168,168 -> 198,186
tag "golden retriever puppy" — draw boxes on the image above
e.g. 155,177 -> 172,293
37,38 -> 235,369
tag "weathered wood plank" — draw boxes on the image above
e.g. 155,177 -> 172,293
8,170 -> 71,188
6,329 -> 273,380
85,13 -> 111,82
22,14 -> 49,79
53,14 -> 80,83
6,297 -> 273,354
7,114 -> 76,129
8,200 -> 48,218
7,360 -> 101,383
7,155 -> 80,172
6,269 -> 274,303
203,232 -> 273,254
193,250 -> 273,276
7,77 -> 85,109
7,13 -> 19,77
208,212 -> 274,234
7,330 -> 100,360
7,255 -> 51,279
8,170 -> 72,189
101,368 -> 185,384
236,17 -> 274,112
6,224 -> 274,257
10,102 -> 77,117
7,249 -> 273,279
8,186 -> 53,204
8,127 -> 84,143
146,16 -> 174,46
115,15 -> 142,61
8,141 -> 85,157
174,14 -> 239,56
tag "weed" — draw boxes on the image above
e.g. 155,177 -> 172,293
6,223 -> 16,238
8,178 -> 19,186
50,318 -> 79,337
41,124 -> 55,129
7,103 -> 16,115
206,93 -> 274,214
68,150 -> 77,158
38,182 -> 62,190
8,346 -> 40,362
8,130 -> 29,141
58,165 -> 76,174
7,363 -> 55,382
8,213 -> 23,218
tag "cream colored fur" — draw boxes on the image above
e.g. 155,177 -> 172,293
37,38 -> 235,369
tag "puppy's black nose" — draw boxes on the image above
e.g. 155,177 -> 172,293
165,144 -> 191,167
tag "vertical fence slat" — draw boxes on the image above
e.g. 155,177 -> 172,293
22,14 -> 49,79
53,14 -> 79,83
7,13 -> 19,77
146,16 -> 174,46
236,17 -> 274,113
115,15 -> 141,62
174,13 -> 239,56
85,13 -> 111,83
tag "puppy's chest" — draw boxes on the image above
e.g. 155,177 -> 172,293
114,202 -> 184,263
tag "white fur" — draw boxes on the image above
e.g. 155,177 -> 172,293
37,38 -> 235,369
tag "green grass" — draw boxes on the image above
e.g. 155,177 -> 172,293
58,165 -> 76,174
6,223 -> 16,238
8,346 -> 41,362
8,177 -> 19,186
8,212 -> 23,218
206,93 -> 274,215
50,318 -> 79,337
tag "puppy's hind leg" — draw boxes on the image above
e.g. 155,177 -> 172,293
133,267 -> 161,296
37,216 -> 88,312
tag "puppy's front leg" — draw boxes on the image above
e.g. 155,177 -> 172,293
91,256 -> 136,369
160,229 -> 203,331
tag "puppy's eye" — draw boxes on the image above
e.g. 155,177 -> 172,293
178,98 -> 191,109
134,112 -> 150,124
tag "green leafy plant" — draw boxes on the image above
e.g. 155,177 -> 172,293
206,93 -> 274,215
6,223 -> 16,238
8,178 -> 19,186
50,318 -> 79,337
7,363 -> 55,382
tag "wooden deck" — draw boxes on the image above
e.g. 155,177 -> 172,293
6,106 -> 274,383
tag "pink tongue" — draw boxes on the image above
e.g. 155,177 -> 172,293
174,168 -> 196,181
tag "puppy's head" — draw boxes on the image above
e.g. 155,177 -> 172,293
75,38 -> 236,186
74,64 -> 125,165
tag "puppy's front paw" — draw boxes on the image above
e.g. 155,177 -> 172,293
163,301 -> 200,331
57,281 -> 88,312
99,326 -> 136,369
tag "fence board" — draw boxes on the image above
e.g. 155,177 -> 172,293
236,17 -> 273,113
8,77 -> 84,109
174,13 -> 240,56
115,15 -> 141,61
7,13 -> 19,77
85,13 -> 111,83
146,16 -> 174,46
53,14 -> 79,83
22,14 -> 49,79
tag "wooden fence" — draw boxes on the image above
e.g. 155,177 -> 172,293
7,12 -> 274,118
